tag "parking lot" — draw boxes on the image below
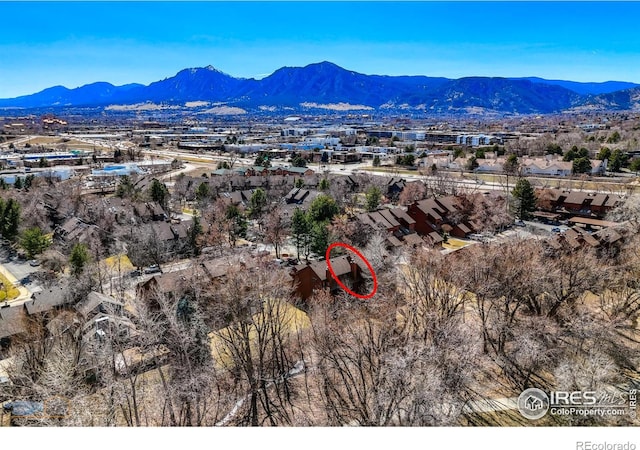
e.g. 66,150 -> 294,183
0,245 -> 41,290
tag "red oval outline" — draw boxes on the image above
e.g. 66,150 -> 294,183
325,242 -> 378,300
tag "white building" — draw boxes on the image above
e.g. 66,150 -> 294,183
456,134 -> 501,147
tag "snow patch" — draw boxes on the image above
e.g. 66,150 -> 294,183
185,101 -> 210,108
105,102 -> 180,111
300,102 -> 373,111
199,106 -> 247,115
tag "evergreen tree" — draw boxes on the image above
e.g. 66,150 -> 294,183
188,215 -> 203,256
545,144 -> 564,155
291,156 -> 307,168
149,179 -> 169,208
511,178 -> 537,220
195,182 -> 210,202
20,227 -> 50,259
249,188 -> 267,218
69,243 -> 90,276
116,175 -> 135,198
254,154 -> 271,168
308,194 -> 339,223
466,156 -> 479,171
563,146 -> 579,162
365,186 -> 382,211
597,147 -> 611,161
24,174 -> 34,189
372,155 -> 381,167
503,153 -> 519,175
0,198 -> 20,241
319,178 -> 330,191
291,208 -> 311,261
572,157 -> 592,174
310,221 -> 330,256
609,149 -> 629,172
225,204 -> 247,245
13,177 -> 23,189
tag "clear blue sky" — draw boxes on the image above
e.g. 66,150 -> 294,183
2,1 -> 640,98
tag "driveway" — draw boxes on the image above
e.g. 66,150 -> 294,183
0,246 -> 40,302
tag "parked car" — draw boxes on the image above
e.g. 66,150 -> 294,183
143,264 -> 161,274
28,259 -> 41,267
129,269 -> 142,277
514,220 -> 526,227
551,227 -> 562,233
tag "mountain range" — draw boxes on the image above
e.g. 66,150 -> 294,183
1,61 -> 639,114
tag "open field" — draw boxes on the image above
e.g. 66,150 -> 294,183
183,166 -> 216,177
469,172 -> 640,194
17,136 -> 113,151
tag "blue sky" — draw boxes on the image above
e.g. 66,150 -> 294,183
1,1 -> 640,98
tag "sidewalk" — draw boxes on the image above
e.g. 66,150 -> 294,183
0,263 -> 31,304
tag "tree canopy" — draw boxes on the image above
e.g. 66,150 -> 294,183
511,178 -> 536,220
20,227 -> 50,259
149,179 -> 169,208
365,186 -> 382,212
291,156 -> 307,168
69,243 -> 90,276
0,198 -> 20,241
572,157 -> 592,174
249,188 -> 268,218
308,194 -> 339,223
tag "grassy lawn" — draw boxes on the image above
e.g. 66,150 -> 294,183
442,237 -> 472,250
361,166 -> 422,176
103,254 -> 134,272
184,166 -> 216,177
469,172 -> 640,194
0,272 -> 20,301
22,136 -> 112,151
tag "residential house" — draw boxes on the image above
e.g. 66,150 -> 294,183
388,208 -> 416,232
387,178 -> 406,199
521,158 -> 573,177
536,188 -> 624,219
75,291 -> 124,320
290,255 -> 366,301
55,217 -> 97,246
407,196 -> 477,239
357,210 -> 401,234
24,285 -> 70,317
285,188 -> 313,205
282,188 -> 321,215
562,191 -> 592,214
76,292 -> 134,344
